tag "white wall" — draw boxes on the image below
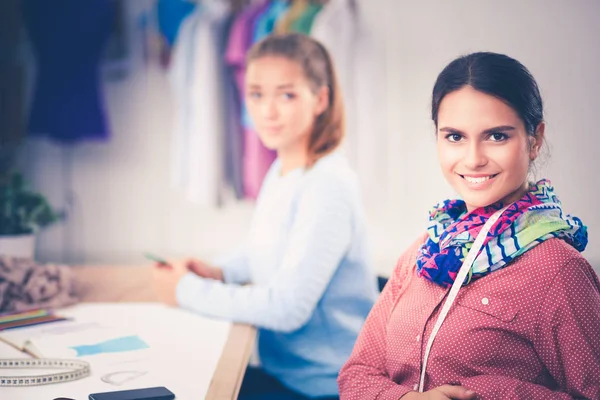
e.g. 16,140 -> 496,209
20,0 -> 600,275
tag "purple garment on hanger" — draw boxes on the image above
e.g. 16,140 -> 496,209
220,13 -> 245,200
225,3 -> 269,97
225,3 -> 276,200
21,0 -> 114,143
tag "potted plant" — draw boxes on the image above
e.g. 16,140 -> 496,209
0,172 -> 61,259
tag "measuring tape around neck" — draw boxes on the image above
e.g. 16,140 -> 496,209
418,206 -> 509,392
0,358 -> 90,387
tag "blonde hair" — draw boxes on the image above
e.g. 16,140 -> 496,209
247,33 -> 345,166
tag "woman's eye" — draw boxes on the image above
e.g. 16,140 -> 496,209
489,132 -> 508,142
445,133 -> 463,142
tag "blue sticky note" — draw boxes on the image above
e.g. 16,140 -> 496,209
71,335 -> 149,357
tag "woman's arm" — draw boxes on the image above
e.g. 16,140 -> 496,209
534,257 -> 600,398
214,247 -> 250,284
337,236 -> 426,400
175,176 -> 359,332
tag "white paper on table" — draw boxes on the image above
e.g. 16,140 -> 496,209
0,303 -> 232,400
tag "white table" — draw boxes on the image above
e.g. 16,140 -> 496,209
0,265 -> 256,400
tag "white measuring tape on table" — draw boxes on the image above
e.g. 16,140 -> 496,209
0,358 -> 90,387
418,205 -> 509,393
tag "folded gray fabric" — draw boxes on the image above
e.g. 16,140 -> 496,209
0,256 -> 78,313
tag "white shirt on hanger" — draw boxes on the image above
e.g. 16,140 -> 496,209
168,2 -> 229,207
311,0 -> 358,167
311,0 -> 387,205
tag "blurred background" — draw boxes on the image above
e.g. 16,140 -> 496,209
1,0 -> 599,276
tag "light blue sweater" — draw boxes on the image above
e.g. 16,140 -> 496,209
176,152 -> 378,397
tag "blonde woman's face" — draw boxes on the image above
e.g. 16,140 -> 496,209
245,56 -> 328,152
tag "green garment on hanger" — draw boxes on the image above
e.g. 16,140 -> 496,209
290,2 -> 323,34
275,0 -> 307,34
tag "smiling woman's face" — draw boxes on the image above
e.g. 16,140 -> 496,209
436,86 -> 543,212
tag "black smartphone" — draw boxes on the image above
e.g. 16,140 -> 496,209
88,386 -> 175,400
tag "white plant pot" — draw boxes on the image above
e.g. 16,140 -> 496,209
0,234 -> 36,259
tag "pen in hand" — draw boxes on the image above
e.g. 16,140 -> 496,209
144,253 -> 173,269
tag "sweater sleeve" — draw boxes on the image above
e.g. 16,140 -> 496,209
214,246 -> 250,285
175,175 -> 356,332
214,161 -> 280,285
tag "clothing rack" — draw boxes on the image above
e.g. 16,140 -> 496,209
167,0 -> 363,205
186,0 -> 336,13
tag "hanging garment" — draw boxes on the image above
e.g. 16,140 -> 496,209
253,0 -> 290,41
155,0 -> 197,68
21,0 -> 114,143
274,0 -> 309,34
226,3 -> 276,200
156,0 -> 197,47
221,14 -> 245,200
311,0 -> 357,164
242,0 -> 291,129
225,4 -> 268,100
225,5 -> 265,132
169,11 -> 197,191
0,0 -> 24,147
289,2 -> 323,34
311,0 -> 385,203
169,3 -> 230,206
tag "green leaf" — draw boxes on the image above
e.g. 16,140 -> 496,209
0,171 -> 61,235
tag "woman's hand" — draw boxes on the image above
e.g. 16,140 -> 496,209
152,260 -> 190,306
186,259 -> 224,282
401,385 -> 477,400
151,259 -> 224,305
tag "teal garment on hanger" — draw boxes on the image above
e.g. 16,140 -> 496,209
253,0 -> 290,41
241,1 -> 290,129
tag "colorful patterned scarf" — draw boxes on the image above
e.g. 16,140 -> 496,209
416,179 -> 588,287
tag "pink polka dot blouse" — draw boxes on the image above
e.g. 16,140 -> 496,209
338,235 -> 600,399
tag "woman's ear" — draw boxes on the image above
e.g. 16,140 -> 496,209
530,122 -> 545,160
315,86 -> 330,116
